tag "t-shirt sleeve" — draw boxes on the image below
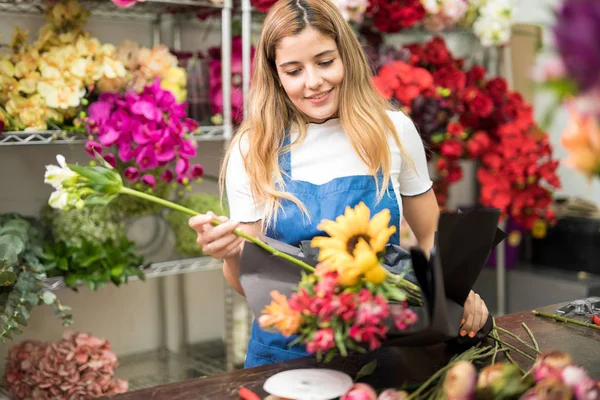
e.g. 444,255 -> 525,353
393,111 -> 434,197
225,136 -> 265,222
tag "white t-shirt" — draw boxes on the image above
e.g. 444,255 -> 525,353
226,110 -> 433,224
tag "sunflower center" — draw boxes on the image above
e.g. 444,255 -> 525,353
346,234 -> 371,254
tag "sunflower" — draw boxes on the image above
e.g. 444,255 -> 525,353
311,202 -> 395,286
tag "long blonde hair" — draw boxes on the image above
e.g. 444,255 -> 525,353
220,0 -> 409,229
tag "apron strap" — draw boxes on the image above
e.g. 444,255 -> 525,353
278,133 -> 292,182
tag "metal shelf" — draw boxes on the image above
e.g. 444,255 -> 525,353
42,256 -> 222,291
0,125 -> 228,146
0,0 -> 224,20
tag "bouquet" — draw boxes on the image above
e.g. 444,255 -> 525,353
42,154 -> 504,361
537,0 -> 600,181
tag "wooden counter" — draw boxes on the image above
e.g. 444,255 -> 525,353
102,304 -> 600,400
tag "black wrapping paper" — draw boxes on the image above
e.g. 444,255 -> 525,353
239,208 -> 506,347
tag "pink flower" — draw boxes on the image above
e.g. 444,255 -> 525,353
137,145 -> 159,171
341,383 -> 377,400
390,303 -> 418,330
306,328 -> 335,354
103,154 -> 118,168
377,389 -> 408,400
99,128 -> 120,147
141,174 -> 157,188
176,158 -> 189,176
191,164 -> 204,178
179,140 -> 197,159
123,167 -> 140,182
154,136 -> 176,163
111,0 -> 138,7
131,99 -> 162,122
161,169 -> 174,183
85,141 -> 103,157
356,293 -> 390,326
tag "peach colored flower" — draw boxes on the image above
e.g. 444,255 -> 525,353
258,290 -> 303,337
561,104 -> 600,179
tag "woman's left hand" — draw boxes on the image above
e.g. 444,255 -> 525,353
460,290 -> 489,338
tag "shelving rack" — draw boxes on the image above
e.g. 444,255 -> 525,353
0,0 -> 239,386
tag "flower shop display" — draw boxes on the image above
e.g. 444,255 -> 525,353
0,213 -> 72,341
250,0 -> 516,46
4,330 -> 128,400
372,36 -> 561,235
85,79 -> 203,217
536,0 -> 600,182
0,0 -> 126,131
165,193 -> 229,257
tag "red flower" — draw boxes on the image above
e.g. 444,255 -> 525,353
447,122 -> 464,137
466,131 -> 491,157
485,77 -> 509,101
422,37 -> 451,66
466,65 -> 487,86
464,87 -> 494,118
372,61 -> 434,107
433,66 -> 467,91
306,328 -> 335,354
447,164 -> 463,183
251,0 -> 277,12
371,0 -> 426,33
440,139 -> 463,159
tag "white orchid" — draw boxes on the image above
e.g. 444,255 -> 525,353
44,155 -> 77,189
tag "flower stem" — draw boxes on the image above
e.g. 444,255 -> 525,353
522,323 -> 540,353
487,335 -> 536,361
120,187 -> 315,273
532,310 -> 600,331
496,326 -> 539,354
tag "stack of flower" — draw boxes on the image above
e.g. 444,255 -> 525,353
537,0 -> 600,181
0,0 -> 126,131
373,36 -> 560,234
208,36 -> 255,124
85,79 -> 203,215
259,203 -> 418,361
97,40 -> 187,103
4,330 -> 128,400
249,0 -> 515,46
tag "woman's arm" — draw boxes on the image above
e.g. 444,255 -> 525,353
223,220 -> 263,296
401,189 -> 439,258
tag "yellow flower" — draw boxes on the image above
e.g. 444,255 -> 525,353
161,81 -> 187,103
312,202 -> 396,269
258,290 -> 303,337
531,219 -> 547,239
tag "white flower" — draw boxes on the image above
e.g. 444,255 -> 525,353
422,0 -> 441,14
44,154 -> 77,189
49,188 -> 71,210
443,0 -> 468,20
479,0 -> 515,22
473,16 -> 511,46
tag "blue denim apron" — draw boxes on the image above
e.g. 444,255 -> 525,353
243,133 -> 401,368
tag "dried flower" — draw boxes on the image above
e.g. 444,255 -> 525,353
444,360 -> 476,400
533,350 -> 574,381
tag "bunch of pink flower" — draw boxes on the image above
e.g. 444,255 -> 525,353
86,79 -> 203,188
259,268 -> 417,360
421,0 -> 469,32
4,330 -> 128,400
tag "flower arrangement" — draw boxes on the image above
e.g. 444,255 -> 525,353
208,36 -> 255,125
85,79 -> 203,215
536,0 -> 600,181
373,36 -> 561,235
4,330 -> 128,400
97,40 -> 187,103
250,0 -> 516,46
0,0 -> 126,131
259,203 -> 419,360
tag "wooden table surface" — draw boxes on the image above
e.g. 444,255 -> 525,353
102,303 -> 600,400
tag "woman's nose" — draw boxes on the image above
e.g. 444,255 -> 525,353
305,68 -> 324,90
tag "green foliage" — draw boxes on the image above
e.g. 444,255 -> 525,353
166,193 -> 229,257
0,213 -> 71,342
41,203 -> 125,247
43,236 -> 147,291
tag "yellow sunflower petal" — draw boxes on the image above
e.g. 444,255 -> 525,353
364,264 -> 387,284
352,238 -> 379,273
368,209 -> 396,252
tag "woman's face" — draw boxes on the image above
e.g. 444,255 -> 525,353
275,27 -> 345,123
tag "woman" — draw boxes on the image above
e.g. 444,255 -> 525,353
189,0 -> 489,368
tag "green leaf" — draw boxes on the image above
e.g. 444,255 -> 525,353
354,359 -> 378,382
334,329 -> 348,357
0,242 -> 19,266
0,269 -> 17,286
431,133 -> 446,144
58,257 -> 69,271
0,226 -> 29,243
24,292 -> 40,305
42,291 -> 57,305
324,349 -> 338,363
110,265 -> 124,278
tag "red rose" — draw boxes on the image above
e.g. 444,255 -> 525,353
466,65 -> 487,85
440,139 -> 463,159
433,66 -> 467,90
447,122 -> 464,137
447,164 -> 463,183
466,131 -> 491,157
485,77 -> 508,101
464,88 -> 493,118
397,2 -> 426,28
251,0 -> 277,12
436,157 -> 449,172
422,37 -> 451,66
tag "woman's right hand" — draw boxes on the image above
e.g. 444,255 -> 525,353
188,211 -> 245,260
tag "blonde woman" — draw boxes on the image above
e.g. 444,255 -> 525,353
189,0 -> 489,368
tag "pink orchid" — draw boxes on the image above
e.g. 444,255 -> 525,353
85,141 -> 103,157
131,100 -> 162,122
161,169 -> 174,183
123,167 -> 139,182
111,0 -> 138,7
176,158 -> 189,176
154,136 -> 176,163
141,174 -> 157,188
103,154 -> 117,168
99,128 -> 120,147
191,164 -> 204,178
136,145 -> 159,171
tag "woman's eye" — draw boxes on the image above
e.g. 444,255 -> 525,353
285,69 -> 301,76
319,59 -> 334,67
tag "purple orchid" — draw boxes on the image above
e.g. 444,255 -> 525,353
553,0 -> 600,91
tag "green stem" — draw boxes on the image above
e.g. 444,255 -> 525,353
522,323 -> 540,353
488,335 -> 536,361
496,326 -> 539,354
532,310 -> 600,331
120,187 -> 316,273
